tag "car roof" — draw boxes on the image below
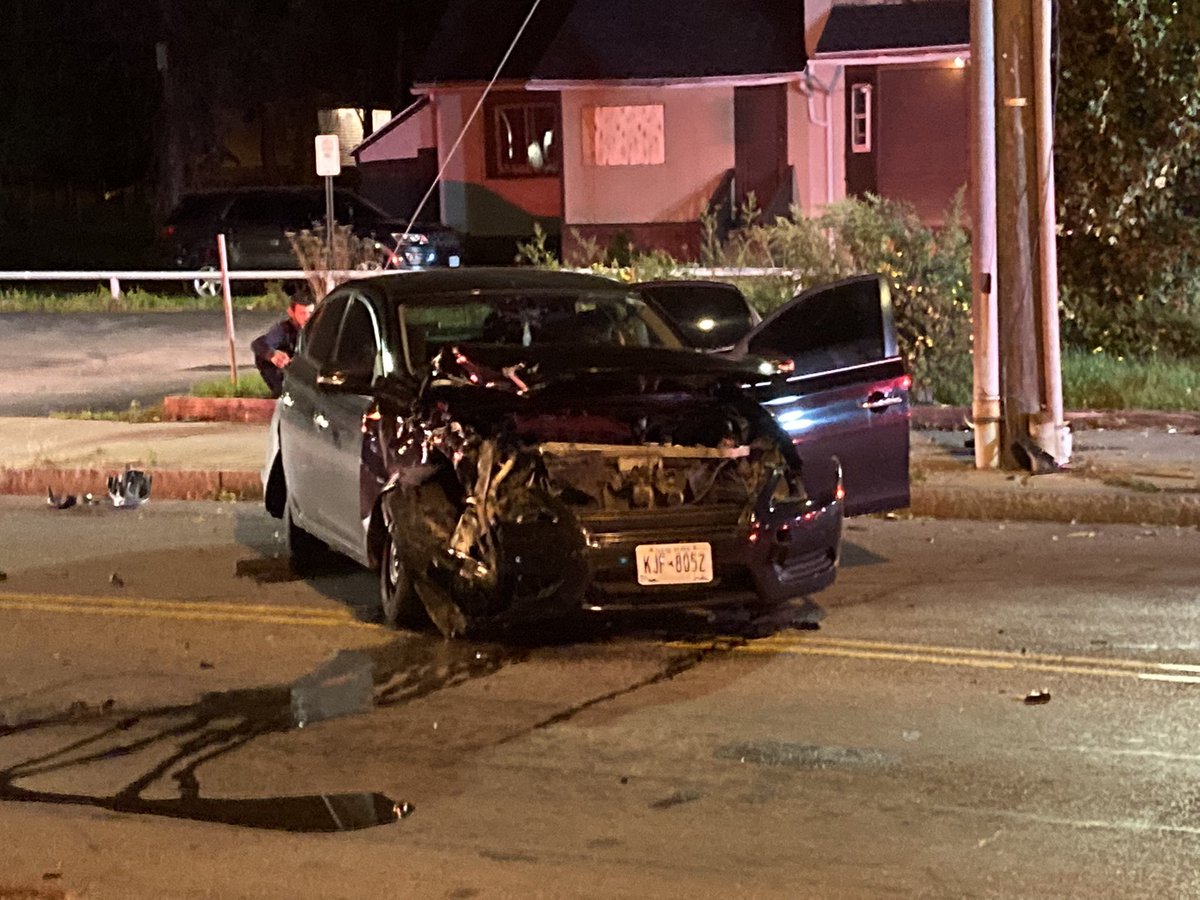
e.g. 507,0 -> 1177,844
359,268 -> 629,303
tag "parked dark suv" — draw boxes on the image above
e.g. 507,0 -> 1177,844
163,186 -> 462,294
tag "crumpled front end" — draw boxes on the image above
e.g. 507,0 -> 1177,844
379,372 -> 842,634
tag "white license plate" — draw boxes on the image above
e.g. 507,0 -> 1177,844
635,542 -> 713,585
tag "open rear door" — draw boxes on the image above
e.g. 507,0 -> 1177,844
739,274 -> 910,516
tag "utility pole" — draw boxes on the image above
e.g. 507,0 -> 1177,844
970,0 -> 1001,469
985,0 -> 1068,469
994,0 -> 1042,468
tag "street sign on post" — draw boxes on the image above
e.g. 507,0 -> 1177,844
314,135 -> 341,288
314,135 -> 341,178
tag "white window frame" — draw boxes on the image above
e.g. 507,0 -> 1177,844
850,83 -> 873,154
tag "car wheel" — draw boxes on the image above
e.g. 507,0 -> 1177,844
285,504 -> 326,575
193,265 -> 219,298
379,528 -> 427,629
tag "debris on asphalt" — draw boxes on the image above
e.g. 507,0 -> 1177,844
235,557 -> 300,583
1012,435 -> 1063,475
107,468 -> 152,508
290,649 -> 375,728
108,572 -> 124,588
0,570 -> 6,582
199,661 -> 215,669
1023,689 -> 1052,705
46,487 -> 76,509
649,789 -> 702,810
1068,531 -> 1097,539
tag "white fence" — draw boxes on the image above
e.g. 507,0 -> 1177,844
0,269 -> 410,300
0,266 -> 803,301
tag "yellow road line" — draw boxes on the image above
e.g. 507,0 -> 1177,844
0,592 -> 377,630
758,634 -> 1200,675
668,636 -> 1200,685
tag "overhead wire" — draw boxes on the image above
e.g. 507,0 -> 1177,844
399,0 -> 546,245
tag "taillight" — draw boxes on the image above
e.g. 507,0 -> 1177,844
361,407 -> 382,434
899,374 -> 913,391
162,224 -> 176,238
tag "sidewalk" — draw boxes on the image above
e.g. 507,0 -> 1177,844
0,412 -> 1197,526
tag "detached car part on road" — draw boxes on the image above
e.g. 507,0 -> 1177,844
262,269 -> 909,635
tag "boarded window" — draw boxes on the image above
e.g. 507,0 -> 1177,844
583,104 -> 666,167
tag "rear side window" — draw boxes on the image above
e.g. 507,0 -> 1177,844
304,295 -> 350,365
228,193 -> 322,228
334,298 -> 380,375
167,194 -> 230,225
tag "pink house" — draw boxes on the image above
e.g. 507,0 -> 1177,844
354,0 -> 970,263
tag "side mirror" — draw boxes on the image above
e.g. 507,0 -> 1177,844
316,366 -> 373,393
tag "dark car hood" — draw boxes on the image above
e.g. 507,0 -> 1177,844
428,342 -> 767,395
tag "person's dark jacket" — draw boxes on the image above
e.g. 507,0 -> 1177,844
251,318 -> 301,398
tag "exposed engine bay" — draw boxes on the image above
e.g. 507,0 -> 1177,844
377,346 -> 840,636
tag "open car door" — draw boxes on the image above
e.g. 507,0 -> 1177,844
735,274 -> 910,516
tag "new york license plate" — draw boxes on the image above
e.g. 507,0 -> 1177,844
635,542 -> 713,585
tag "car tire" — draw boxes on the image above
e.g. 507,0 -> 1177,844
285,504 -> 327,575
192,265 -> 219,298
379,528 -> 428,630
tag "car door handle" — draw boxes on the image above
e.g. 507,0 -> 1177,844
281,392 -> 294,407
862,393 -> 904,411
313,413 -> 330,430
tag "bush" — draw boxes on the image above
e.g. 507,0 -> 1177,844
703,194 -> 974,403
520,195 -> 973,403
287,225 -> 387,300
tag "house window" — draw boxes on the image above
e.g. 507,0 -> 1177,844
316,109 -> 391,166
850,84 -> 872,153
488,100 -> 561,177
582,105 -> 666,167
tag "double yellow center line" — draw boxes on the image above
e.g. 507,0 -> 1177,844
4,592 -> 1197,684
670,634 -> 1200,685
0,591 -> 377,630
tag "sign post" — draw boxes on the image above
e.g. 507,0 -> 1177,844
314,134 -> 341,292
215,233 -> 238,389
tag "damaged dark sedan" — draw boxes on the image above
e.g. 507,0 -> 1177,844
263,269 -> 909,635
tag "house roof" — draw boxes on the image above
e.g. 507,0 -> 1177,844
351,97 -> 429,159
815,0 -> 969,55
414,0 -> 807,86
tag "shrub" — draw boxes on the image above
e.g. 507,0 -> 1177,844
287,225 -> 386,300
704,194 -> 973,403
520,195 -> 974,403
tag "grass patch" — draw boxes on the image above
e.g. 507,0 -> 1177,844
0,286 -> 282,313
190,372 -> 273,399
1061,350 -> 1200,411
50,402 -> 163,423
906,350 -> 1199,410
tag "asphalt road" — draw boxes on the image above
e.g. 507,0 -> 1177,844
0,310 -> 281,415
1,498 -> 1199,898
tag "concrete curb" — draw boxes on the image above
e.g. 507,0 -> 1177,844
910,484 -> 1200,528
162,395 -> 276,424
0,466 -> 263,502
4,463 -> 1196,528
913,406 -> 1200,432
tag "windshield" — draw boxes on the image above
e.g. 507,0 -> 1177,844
399,290 -> 684,371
